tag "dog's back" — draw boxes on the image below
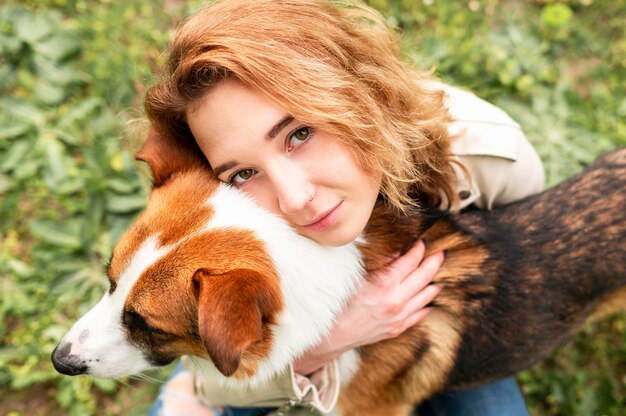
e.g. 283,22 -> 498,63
341,148 -> 626,414
444,148 -> 626,387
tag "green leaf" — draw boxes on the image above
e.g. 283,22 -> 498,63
43,137 -> 69,186
107,177 -> 139,194
80,192 -> 105,245
0,97 -> 45,127
0,31 -> 23,59
35,34 -> 81,63
0,123 -> 31,140
35,78 -> 67,106
58,97 -> 102,131
57,380 -> 74,408
13,159 -> 40,180
52,258 -> 93,275
11,370 -> 55,389
33,55 -> 82,87
56,176 -> 86,195
92,377 -> 117,393
14,12 -> 54,45
5,258 -> 31,278
0,140 -> 30,172
618,98 -> 626,117
28,220 -> 81,249
53,129 -> 80,146
0,173 -> 11,193
105,193 -> 147,214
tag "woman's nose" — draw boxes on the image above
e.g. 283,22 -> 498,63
268,162 -> 314,215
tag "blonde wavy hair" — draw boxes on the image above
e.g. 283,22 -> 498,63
145,0 -> 459,212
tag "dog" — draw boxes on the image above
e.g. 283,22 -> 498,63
51,129 -> 626,415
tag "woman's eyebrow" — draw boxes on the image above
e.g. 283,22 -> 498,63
266,115 -> 294,140
213,161 -> 237,178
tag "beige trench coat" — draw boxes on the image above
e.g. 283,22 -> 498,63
184,83 -> 545,415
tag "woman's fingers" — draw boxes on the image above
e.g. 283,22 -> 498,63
403,284 -> 442,317
384,283 -> 441,338
382,249 -> 444,334
371,240 -> 426,286
379,250 -> 444,312
402,249 -> 444,287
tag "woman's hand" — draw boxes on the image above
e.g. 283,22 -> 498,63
293,240 -> 444,375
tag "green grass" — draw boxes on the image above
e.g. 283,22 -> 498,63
0,0 -> 624,415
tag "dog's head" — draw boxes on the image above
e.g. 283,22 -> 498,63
51,128 -> 362,383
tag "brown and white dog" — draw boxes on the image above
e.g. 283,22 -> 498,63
51,130 -> 626,415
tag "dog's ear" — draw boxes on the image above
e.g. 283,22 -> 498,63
193,268 -> 282,377
136,127 -> 209,187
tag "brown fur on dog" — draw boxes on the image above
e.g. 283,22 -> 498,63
337,148 -> 626,414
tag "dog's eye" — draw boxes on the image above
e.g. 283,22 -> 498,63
123,310 -> 145,327
123,310 -> 170,337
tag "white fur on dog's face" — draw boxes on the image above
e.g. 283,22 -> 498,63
53,170 -> 363,384
53,237 -> 170,377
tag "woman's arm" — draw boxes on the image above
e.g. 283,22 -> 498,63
440,82 -> 545,210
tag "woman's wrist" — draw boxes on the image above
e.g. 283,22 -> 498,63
294,355 -> 340,376
293,339 -> 347,376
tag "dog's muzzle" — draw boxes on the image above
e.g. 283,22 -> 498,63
51,342 -> 88,376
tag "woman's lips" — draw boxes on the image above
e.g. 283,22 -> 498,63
304,202 -> 342,232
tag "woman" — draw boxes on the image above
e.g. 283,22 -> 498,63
144,1 -> 544,415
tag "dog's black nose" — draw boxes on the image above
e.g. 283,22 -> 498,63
51,343 -> 88,376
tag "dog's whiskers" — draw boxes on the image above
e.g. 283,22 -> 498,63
113,378 -> 132,388
129,372 -> 166,384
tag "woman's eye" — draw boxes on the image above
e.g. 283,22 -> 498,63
230,168 -> 256,185
287,126 -> 312,150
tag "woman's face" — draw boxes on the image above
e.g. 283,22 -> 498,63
186,79 -> 382,246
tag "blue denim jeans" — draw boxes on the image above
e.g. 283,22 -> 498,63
148,362 -> 528,416
415,377 -> 529,416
